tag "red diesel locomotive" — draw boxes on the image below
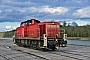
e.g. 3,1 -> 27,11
13,19 -> 67,50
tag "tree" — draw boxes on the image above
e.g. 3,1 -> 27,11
71,22 -> 78,26
63,21 -> 67,26
68,23 -> 71,26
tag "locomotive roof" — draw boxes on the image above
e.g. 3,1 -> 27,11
21,19 -> 40,24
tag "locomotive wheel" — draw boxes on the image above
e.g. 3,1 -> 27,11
18,44 -> 22,47
64,40 -> 67,47
30,40 -> 39,49
51,44 -> 55,51
16,39 -> 22,47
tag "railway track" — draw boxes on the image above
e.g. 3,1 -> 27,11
0,44 -> 49,60
0,45 -> 12,60
0,54 -> 12,60
12,49 -> 49,60
6,45 -> 90,60
0,40 -> 90,60
48,51 -> 85,60
48,45 -> 90,60
10,46 -> 87,60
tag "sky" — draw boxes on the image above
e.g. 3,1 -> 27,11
0,0 -> 90,32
